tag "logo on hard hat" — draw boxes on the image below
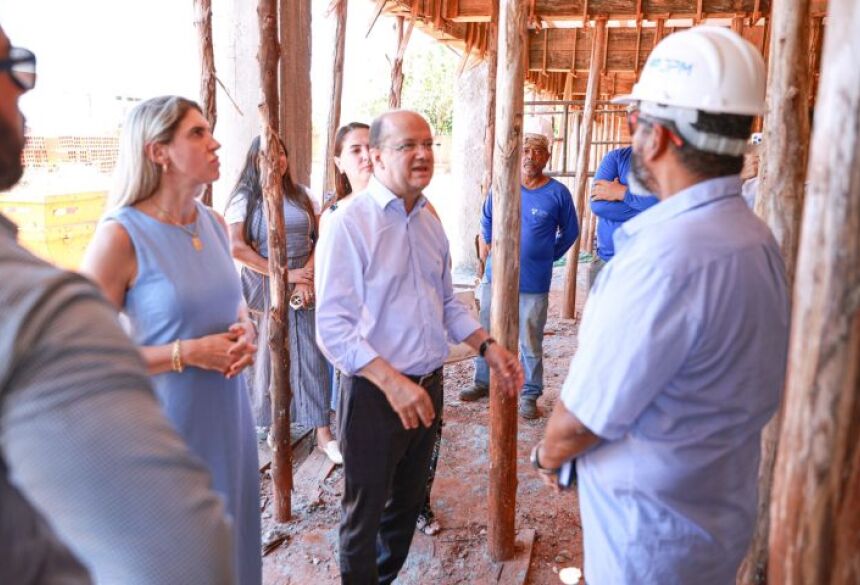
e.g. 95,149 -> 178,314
648,58 -> 693,76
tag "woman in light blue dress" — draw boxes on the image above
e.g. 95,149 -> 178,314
81,96 -> 261,585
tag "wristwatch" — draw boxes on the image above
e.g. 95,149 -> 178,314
478,337 -> 496,358
530,442 -> 560,474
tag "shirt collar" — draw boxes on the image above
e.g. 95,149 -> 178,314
366,176 -> 427,216
0,212 -> 18,240
615,175 -> 742,251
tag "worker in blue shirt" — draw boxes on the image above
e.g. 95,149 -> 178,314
461,132 -> 579,420
589,146 -> 658,275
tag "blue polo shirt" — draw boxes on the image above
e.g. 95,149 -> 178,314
589,147 -> 659,261
482,178 -> 579,294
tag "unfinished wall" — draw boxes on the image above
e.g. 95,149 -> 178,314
450,60 -> 489,279
210,0 -> 261,213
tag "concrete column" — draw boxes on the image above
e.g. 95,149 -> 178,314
450,60 -> 489,280
210,0 -> 262,213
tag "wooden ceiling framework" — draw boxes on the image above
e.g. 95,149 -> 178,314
374,0 -> 827,99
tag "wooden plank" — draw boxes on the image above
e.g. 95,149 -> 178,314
488,0 -> 527,562
561,18 -> 605,319
292,448 -> 337,503
322,0 -> 348,195
769,2 -> 860,582
494,528 -> 537,584
280,0 -> 312,185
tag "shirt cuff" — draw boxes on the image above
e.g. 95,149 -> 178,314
343,341 -> 379,377
448,318 -> 482,345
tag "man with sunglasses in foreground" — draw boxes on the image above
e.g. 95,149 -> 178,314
532,26 -> 790,584
0,24 -> 235,585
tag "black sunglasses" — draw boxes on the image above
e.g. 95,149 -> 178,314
0,46 -> 37,91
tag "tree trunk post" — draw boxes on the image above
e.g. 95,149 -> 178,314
487,0 -> 527,562
738,0 -> 812,580
480,1 -> 498,199
561,19 -> 606,320
194,0 -> 217,207
257,0 -> 292,523
769,2 -> 860,582
322,0 -> 348,198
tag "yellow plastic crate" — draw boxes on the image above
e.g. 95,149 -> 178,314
0,188 -> 107,270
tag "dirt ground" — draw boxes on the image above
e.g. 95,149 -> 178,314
260,271 -> 590,585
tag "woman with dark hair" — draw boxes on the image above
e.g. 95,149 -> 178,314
226,136 -> 339,464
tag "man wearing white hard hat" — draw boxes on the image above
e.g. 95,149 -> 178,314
531,27 -> 790,584
463,118 -> 579,420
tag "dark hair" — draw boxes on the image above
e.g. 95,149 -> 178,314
332,122 -> 370,204
668,111 -> 754,179
228,135 -> 315,247
369,113 -> 389,149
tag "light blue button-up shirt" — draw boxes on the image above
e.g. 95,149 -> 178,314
561,176 -> 790,584
315,177 -> 481,376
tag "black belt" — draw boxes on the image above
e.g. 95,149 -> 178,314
404,367 -> 443,387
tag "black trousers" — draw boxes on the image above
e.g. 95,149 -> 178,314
337,369 -> 443,585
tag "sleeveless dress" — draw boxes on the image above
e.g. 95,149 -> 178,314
106,202 -> 262,585
226,189 -> 332,429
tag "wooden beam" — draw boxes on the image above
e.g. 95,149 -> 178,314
258,0 -> 293,523
280,0 -> 312,185
769,2 -> 860,583
488,0 -> 527,562
323,0 -> 348,196
193,0 -> 217,207
383,0 -> 779,25
561,18 -> 606,320
737,0 -> 812,581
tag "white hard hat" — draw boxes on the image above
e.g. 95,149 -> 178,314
614,26 -> 766,116
613,26 -> 765,155
523,115 -> 554,145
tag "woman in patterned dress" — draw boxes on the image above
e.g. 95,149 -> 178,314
227,136 -> 339,464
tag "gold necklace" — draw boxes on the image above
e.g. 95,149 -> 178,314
150,201 -> 203,251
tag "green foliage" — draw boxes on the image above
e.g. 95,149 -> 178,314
401,42 -> 455,136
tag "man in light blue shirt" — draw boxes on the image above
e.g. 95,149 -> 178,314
531,27 -> 790,584
315,110 -> 523,585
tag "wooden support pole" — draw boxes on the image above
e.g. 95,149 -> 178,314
323,0 -> 348,196
193,0 -> 216,207
488,0 -> 527,562
257,0 -> 292,522
769,2 -> 860,582
480,2 -> 498,199
390,16 -> 405,109
738,0 -> 812,581
279,0 -> 312,186
561,18 -> 606,320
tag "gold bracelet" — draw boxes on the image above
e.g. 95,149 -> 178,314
171,339 -> 184,373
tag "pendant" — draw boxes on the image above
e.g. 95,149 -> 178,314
192,236 -> 203,251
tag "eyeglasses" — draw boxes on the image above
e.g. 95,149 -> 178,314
381,140 -> 436,154
626,108 -> 684,147
0,46 -> 37,91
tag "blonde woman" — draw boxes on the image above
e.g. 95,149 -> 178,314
81,96 -> 261,585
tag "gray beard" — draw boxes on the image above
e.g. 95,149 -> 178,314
628,150 -> 657,197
